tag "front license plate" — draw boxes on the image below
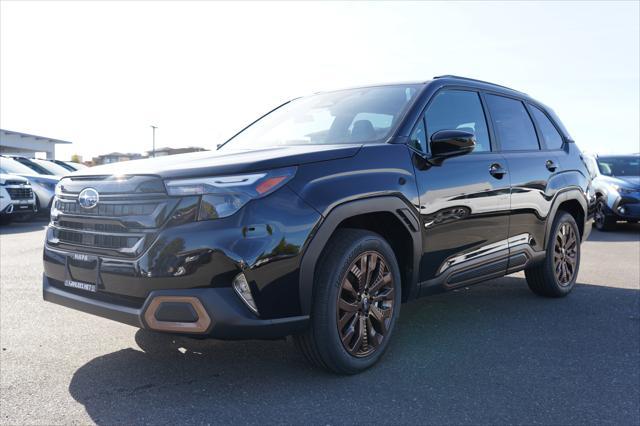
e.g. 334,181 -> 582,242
64,279 -> 97,292
65,253 -> 100,292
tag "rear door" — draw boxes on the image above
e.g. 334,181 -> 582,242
484,94 -> 565,267
412,89 -> 511,290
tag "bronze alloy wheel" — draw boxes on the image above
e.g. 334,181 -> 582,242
553,222 -> 578,285
336,251 -> 395,357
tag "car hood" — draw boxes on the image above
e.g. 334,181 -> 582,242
14,173 -> 61,184
0,173 -> 29,185
598,175 -> 640,190
71,144 -> 363,179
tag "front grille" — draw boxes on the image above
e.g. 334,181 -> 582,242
48,175 -> 178,257
6,187 -> 33,200
56,200 -> 157,216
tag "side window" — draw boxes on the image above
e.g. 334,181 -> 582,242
424,90 -> 491,152
485,94 -> 540,151
530,105 -> 564,150
409,118 -> 427,153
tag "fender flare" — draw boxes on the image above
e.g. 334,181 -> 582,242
298,196 -> 422,315
543,187 -> 589,248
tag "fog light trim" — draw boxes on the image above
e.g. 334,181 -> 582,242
233,273 -> 258,315
144,296 -> 211,333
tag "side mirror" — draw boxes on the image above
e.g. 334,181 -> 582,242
430,130 -> 476,158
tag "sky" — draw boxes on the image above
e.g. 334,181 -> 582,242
1,1 -> 638,161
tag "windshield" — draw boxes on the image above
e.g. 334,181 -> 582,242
67,162 -> 87,170
222,85 -> 421,150
0,157 -> 42,175
597,156 -> 640,177
33,159 -> 68,175
12,158 -> 53,175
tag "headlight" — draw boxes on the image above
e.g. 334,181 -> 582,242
611,184 -> 635,195
165,167 -> 296,220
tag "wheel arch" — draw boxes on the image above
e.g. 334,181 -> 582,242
298,196 -> 422,315
544,188 -> 589,248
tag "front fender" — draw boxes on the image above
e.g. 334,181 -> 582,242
298,196 -> 422,315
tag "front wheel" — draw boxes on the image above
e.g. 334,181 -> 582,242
525,212 -> 581,297
294,229 -> 401,374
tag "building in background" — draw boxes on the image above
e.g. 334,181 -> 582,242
0,129 -> 72,159
91,152 -> 143,165
148,146 -> 207,157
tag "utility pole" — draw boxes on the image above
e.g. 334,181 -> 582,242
150,125 -> 157,157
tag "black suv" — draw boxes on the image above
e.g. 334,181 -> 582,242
43,76 -> 593,374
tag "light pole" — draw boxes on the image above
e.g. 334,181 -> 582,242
150,125 -> 157,157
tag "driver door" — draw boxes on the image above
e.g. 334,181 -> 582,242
411,89 -> 511,290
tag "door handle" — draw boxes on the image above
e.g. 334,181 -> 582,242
546,160 -> 558,172
489,163 -> 507,179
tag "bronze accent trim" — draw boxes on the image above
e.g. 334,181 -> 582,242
144,296 -> 212,333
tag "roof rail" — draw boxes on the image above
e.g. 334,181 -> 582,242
433,75 -> 526,95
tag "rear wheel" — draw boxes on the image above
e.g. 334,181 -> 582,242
525,212 -> 580,297
594,198 -> 616,231
294,229 -> 401,374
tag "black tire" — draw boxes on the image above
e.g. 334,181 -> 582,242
293,229 -> 401,374
594,198 -> 616,231
0,215 -> 12,225
525,212 -> 580,297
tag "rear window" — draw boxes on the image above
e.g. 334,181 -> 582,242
485,94 -> 540,151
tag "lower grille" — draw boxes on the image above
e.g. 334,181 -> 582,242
621,203 -> 640,216
54,229 -> 140,250
7,187 -> 33,200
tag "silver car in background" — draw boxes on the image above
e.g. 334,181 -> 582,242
584,154 -> 640,230
0,156 -> 60,213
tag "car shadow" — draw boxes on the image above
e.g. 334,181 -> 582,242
588,222 -> 640,242
0,218 -> 48,235
68,277 -> 640,425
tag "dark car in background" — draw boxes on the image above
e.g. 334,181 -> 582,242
584,154 -> 640,230
42,76 -> 593,374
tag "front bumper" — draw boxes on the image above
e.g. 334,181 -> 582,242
608,193 -> 640,221
43,275 -> 309,339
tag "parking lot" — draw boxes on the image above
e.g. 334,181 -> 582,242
0,220 -> 638,425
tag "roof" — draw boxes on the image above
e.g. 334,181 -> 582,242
0,129 -> 72,144
432,75 -> 527,96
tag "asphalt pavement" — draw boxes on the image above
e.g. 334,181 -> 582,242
1,220 -> 639,425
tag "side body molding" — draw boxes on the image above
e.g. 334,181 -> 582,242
298,196 -> 422,315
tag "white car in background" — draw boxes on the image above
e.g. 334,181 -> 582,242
0,156 -> 59,213
0,173 -> 37,224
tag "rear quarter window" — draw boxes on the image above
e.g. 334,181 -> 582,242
530,105 -> 564,150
